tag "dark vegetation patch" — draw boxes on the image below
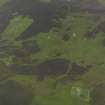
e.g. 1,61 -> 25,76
85,21 -> 105,39
11,64 -> 35,75
80,0 -> 105,14
55,62 -> 91,86
22,40 -> 40,52
0,63 -> 12,81
0,80 -> 33,105
90,84 -> 105,105
68,62 -> 91,81
62,33 -> 70,41
56,0 -> 105,14
13,40 -> 40,58
35,59 -> 70,80
10,40 -> 40,69
47,62 -> 92,89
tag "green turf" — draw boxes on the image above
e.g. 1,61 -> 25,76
0,16 -> 33,43
0,0 -> 10,7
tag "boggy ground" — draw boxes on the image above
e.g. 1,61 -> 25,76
35,58 -> 70,80
0,80 -> 33,105
90,84 -> 105,105
85,20 -> 105,39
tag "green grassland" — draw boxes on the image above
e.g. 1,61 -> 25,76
0,16 -> 33,44
98,0 -> 105,5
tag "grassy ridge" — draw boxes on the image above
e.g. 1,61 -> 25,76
0,16 -> 33,43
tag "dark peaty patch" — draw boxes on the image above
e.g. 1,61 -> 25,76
35,58 -> 69,80
0,80 -> 33,105
90,84 -> 105,105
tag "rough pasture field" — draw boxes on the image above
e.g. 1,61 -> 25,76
0,0 -> 105,105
